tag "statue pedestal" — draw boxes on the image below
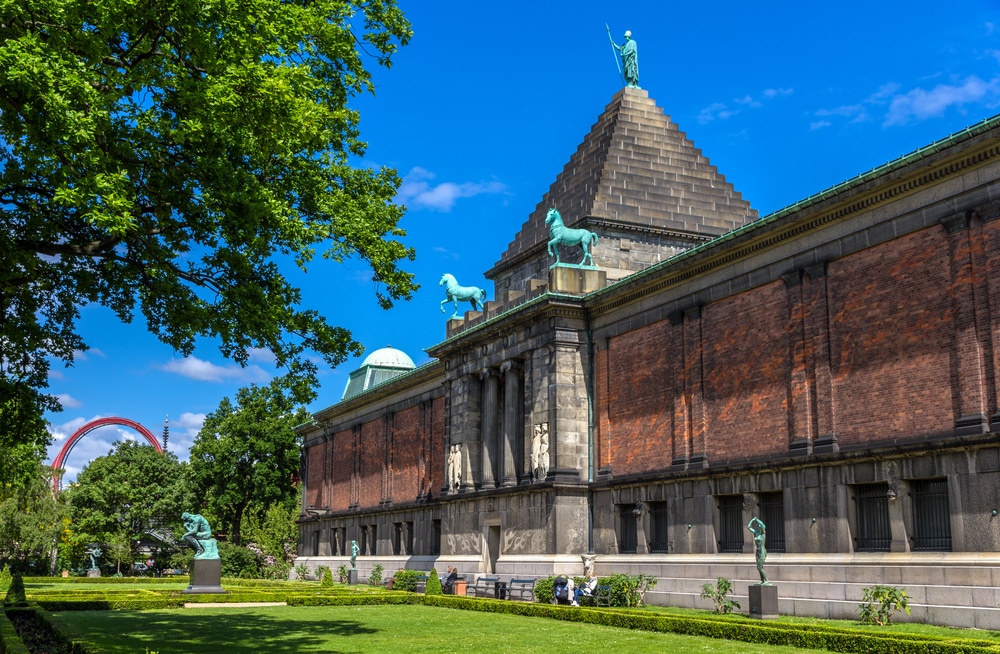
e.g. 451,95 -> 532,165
548,264 -> 606,295
348,568 -> 358,585
86,569 -> 101,578
182,558 -> 227,594
748,583 -> 778,619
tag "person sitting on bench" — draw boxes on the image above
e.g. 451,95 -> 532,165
571,571 -> 598,606
442,566 -> 458,594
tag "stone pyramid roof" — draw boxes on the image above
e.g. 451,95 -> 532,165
487,87 -> 757,281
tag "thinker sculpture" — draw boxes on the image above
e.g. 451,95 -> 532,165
608,27 -> 639,88
182,512 -> 220,560
747,516 -> 769,585
350,540 -> 359,568
440,273 -> 487,319
546,208 -> 599,266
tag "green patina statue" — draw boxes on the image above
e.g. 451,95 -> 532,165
350,540 -> 359,569
748,516 -> 769,585
546,208 -> 599,267
440,273 -> 487,319
88,547 -> 102,570
182,512 -> 220,560
608,27 -> 639,88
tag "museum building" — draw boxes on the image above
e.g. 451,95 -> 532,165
295,86 -> 1000,627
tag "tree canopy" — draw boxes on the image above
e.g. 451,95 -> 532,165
188,377 -> 308,545
0,0 -> 416,466
68,439 -> 189,564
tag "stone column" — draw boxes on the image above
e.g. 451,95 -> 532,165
481,368 -> 500,488
500,360 -> 521,487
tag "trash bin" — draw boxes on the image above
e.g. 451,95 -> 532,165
495,580 -> 507,600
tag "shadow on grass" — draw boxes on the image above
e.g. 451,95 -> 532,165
55,609 -> 377,653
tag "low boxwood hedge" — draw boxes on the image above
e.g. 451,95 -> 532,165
0,608 -> 31,654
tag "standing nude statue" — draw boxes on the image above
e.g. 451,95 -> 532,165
747,516 -> 769,585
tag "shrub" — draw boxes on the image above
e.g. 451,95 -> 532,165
392,569 -> 423,592
425,568 -> 443,595
858,585 -> 910,626
533,576 -> 555,603
0,563 -> 11,592
4,574 -> 26,606
369,563 -> 384,586
319,566 -> 333,587
605,573 -> 657,607
700,577 -> 740,614
294,562 -> 311,581
217,541 -> 259,578
337,564 -> 349,584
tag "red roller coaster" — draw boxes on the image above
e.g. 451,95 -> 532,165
51,417 -> 163,490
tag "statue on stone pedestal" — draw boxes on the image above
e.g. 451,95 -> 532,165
607,27 -> 639,88
350,540 -> 359,569
546,208 -> 599,267
440,273 -> 487,319
747,516 -> 769,585
533,423 -> 549,481
87,547 -> 102,570
182,512 -> 220,560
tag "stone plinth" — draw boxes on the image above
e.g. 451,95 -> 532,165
348,568 -> 358,585
86,569 -> 101,578
748,583 -> 778,619
548,264 -> 606,295
182,558 -> 226,594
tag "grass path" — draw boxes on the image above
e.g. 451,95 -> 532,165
54,604 -> 822,653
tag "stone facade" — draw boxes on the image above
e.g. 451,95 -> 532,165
296,87 -> 1000,628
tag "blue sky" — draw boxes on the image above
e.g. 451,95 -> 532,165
45,0 -> 1000,482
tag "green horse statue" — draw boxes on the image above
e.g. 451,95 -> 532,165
546,208 -> 598,266
440,273 -> 487,319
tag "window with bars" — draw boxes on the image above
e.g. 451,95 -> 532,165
430,519 -> 441,556
717,495 -> 744,553
649,501 -> 669,553
758,492 -> 786,553
910,478 -> 952,551
853,483 -> 892,552
618,505 -> 638,554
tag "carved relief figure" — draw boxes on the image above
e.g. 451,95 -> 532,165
448,444 -> 463,491
530,424 -> 542,481
537,423 -> 549,481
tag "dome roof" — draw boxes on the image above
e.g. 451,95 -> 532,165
360,346 -> 415,370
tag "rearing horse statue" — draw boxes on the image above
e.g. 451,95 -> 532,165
440,273 -> 487,319
546,208 -> 598,266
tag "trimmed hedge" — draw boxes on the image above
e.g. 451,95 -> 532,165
0,608 -> 31,654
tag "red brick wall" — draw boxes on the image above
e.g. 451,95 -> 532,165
595,222 -> 994,474
702,280 -> 790,463
330,428 -> 354,511
430,397 -> 446,497
305,443 -> 324,509
392,406 -> 422,501
829,228 -> 955,446
358,419 -> 386,509
599,320 -> 675,475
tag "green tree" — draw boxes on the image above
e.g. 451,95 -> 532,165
189,377 -> 308,545
68,440 -> 189,566
242,495 -> 300,566
0,465 -> 68,574
0,0 -> 416,469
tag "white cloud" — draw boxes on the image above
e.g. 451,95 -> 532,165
159,356 -> 270,383
73,348 -> 106,362
55,393 -> 83,408
697,87 -> 791,124
883,76 -> 1000,126
396,167 -> 507,212
810,120 -> 832,131
247,347 -> 277,365
763,88 -> 794,98
697,102 -> 736,124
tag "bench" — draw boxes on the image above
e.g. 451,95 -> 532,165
507,578 -> 535,601
469,576 -> 499,598
578,584 -> 612,607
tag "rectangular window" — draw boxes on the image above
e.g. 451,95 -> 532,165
717,495 -> 744,553
618,504 -> 638,554
430,519 -> 441,556
853,483 -> 892,552
911,479 -> 952,551
649,501 -> 669,553
392,522 -> 403,556
359,526 -> 369,556
369,524 -> 378,555
758,492 -> 786,553
311,530 -> 319,557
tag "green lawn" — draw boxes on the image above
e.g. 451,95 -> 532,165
53,604 -> 821,653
